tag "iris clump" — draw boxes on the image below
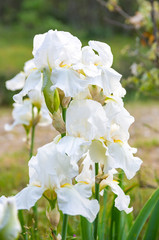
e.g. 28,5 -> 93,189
1,29 -> 144,240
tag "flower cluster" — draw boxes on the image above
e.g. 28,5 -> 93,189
3,29 -> 142,238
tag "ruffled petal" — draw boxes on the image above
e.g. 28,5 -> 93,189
33,30 -> 82,69
51,68 -> 89,97
57,136 -> 90,162
56,183 -> 99,222
89,41 -> 113,67
66,99 -> 107,141
107,142 -> 142,179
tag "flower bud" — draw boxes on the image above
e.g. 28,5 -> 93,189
43,69 -> 60,114
58,89 -> 71,108
46,206 -> 60,230
52,110 -> 66,134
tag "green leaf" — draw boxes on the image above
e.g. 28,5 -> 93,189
127,188 -> 159,240
80,216 -> 93,240
143,199 -> 159,240
98,188 -> 108,240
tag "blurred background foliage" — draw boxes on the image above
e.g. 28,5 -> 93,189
0,0 -> 158,105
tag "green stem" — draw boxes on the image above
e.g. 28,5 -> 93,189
30,105 -> 38,240
29,105 -> 36,158
61,107 -> 68,239
62,214 -> 68,240
62,107 -> 67,123
19,106 -> 37,239
18,210 -> 28,240
80,216 -> 93,240
94,163 -> 100,240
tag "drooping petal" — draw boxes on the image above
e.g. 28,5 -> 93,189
15,186 -> 44,210
56,183 -> 99,222
107,142 -> 142,179
97,67 -> 125,97
13,70 -> 42,103
6,72 -> 26,91
66,99 -> 107,141
102,171 -> 133,214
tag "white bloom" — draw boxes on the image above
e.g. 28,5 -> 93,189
66,99 -> 107,141
6,59 -> 35,91
33,30 -> 82,69
76,156 -> 133,214
0,196 -> 21,240
15,136 -> 98,222
5,99 -> 51,131
88,137 -> 142,180
72,41 -> 125,98
5,99 -> 33,131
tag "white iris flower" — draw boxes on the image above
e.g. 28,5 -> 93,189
0,196 -> 21,240
15,136 -> 99,222
5,99 -> 52,131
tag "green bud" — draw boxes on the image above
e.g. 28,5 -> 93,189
42,68 -> 60,114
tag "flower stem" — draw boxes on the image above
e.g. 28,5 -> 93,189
18,210 -> 28,240
62,214 -> 68,240
29,105 -> 36,158
30,104 -> 38,239
62,107 -> 67,123
61,106 -> 68,239
94,163 -> 100,240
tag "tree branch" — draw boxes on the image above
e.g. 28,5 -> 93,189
103,16 -> 135,30
97,0 -> 131,19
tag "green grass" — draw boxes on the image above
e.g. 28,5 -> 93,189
134,138 -> 159,149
